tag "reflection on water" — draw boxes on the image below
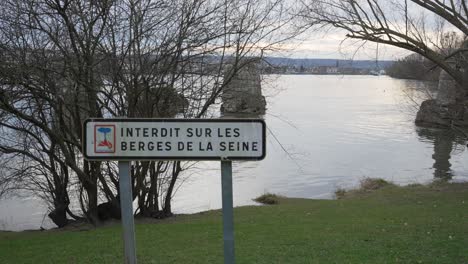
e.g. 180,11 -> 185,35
2,75 -> 468,231
171,75 -> 468,216
416,127 -> 466,180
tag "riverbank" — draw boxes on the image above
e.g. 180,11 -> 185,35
1,181 -> 467,263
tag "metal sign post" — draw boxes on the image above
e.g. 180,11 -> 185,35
221,160 -> 235,264
118,161 -> 137,264
83,118 -> 266,264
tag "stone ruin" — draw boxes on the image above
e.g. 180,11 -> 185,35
221,58 -> 266,115
415,42 -> 468,127
415,68 -> 468,127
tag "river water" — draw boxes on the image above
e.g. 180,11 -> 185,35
1,75 -> 467,231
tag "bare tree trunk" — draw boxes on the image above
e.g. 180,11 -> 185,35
163,162 -> 182,217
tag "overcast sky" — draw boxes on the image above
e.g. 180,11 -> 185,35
271,37 -> 411,61
270,0 -> 465,61
284,34 -> 412,61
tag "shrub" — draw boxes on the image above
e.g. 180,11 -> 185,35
254,193 -> 281,205
359,178 -> 394,191
334,188 -> 347,199
335,178 -> 395,199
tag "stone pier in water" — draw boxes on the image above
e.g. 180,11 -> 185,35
221,59 -> 266,115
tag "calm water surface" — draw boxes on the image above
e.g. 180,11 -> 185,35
1,75 -> 467,230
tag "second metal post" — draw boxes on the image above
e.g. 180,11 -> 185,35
119,161 -> 137,264
221,160 -> 235,264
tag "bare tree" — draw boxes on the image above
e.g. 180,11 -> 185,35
0,0 -> 300,227
300,0 -> 467,87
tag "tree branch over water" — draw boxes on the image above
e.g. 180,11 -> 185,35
300,0 -> 467,86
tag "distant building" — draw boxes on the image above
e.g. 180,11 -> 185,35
312,66 -> 339,74
326,67 -> 338,74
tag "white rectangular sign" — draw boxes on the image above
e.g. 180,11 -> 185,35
83,118 -> 266,160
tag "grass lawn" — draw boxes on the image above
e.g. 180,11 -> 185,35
1,182 -> 467,263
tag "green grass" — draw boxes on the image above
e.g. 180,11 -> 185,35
1,182 -> 468,263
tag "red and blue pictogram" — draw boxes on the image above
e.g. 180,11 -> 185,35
94,125 -> 116,153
